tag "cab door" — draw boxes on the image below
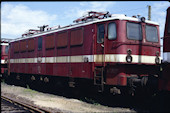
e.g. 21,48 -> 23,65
94,23 -> 106,67
93,23 -> 106,91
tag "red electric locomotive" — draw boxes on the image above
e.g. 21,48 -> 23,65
158,7 -> 170,112
1,38 -> 11,79
159,7 -> 170,92
6,11 -> 161,95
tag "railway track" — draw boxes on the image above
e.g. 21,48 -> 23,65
1,94 -> 53,113
1,99 -> 31,113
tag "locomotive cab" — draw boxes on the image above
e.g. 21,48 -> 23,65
93,14 -> 160,95
1,40 -> 10,79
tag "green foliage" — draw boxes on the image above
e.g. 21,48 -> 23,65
26,84 -> 30,89
84,97 -> 100,105
23,85 -> 38,97
1,78 -> 5,83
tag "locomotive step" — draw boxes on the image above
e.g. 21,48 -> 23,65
94,75 -> 102,78
95,68 -> 103,71
94,83 -> 104,85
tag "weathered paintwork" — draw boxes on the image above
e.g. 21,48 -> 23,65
8,14 -> 160,88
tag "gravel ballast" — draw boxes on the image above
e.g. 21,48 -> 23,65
1,82 -> 136,112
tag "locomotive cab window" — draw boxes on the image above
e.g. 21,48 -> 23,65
38,37 -> 43,51
145,25 -> 158,42
127,22 -> 142,40
97,24 -> 105,43
108,22 -> 116,40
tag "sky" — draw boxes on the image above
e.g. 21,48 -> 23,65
1,1 -> 169,39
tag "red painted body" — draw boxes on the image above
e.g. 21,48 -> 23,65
8,13 -> 160,93
159,7 -> 170,91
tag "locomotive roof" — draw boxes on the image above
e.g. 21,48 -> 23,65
1,38 -> 13,43
10,14 -> 159,43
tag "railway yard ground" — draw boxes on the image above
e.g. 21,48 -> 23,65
1,81 -> 162,113
1,82 -> 136,113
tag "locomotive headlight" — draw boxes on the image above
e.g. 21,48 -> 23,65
126,49 -> 132,63
126,55 -> 133,63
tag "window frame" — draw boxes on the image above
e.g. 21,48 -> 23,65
38,37 -> 43,51
97,24 -> 105,43
5,45 -> 9,54
145,25 -> 159,43
107,22 -> 117,40
126,22 -> 142,41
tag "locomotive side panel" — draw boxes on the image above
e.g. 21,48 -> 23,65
45,33 -> 55,76
10,42 -> 17,73
69,24 -> 94,79
55,30 -> 69,77
13,41 -> 20,73
36,36 -> 46,75
69,27 -> 84,78
19,40 -> 27,74
27,38 -> 36,74
82,24 -> 94,79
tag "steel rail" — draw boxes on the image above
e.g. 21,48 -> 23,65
1,94 -> 53,113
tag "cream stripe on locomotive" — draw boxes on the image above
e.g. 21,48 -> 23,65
104,54 -> 160,64
1,59 -> 5,64
10,54 -> 160,64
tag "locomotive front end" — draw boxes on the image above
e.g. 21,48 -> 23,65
1,39 -> 10,80
96,15 -> 161,95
